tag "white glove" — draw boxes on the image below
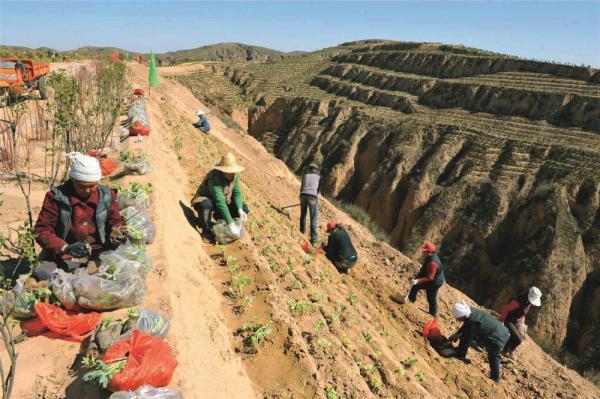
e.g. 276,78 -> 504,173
238,208 -> 247,222
227,223 -> 241,237
411,279 -> 419,286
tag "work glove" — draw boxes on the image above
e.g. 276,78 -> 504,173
448,331 -> 461,343
109,228 -> 127,246
238,208 -> 248,222
63,242 -> 89,258
227,223 -> 241,237
411,279 -> 419,286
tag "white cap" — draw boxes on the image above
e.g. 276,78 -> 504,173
197,109 -> 205,116
67,152 -> 102,182
528,287 -> 542,307
452,300 -> 472,319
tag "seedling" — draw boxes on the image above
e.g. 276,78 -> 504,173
119,151 -> 134,162
250,325 -> 272,349
393,365 -> 406,376
403,357 -> 418,369
82,358 -> 126,388
287,298 -> 312,315
348,293 -> 360,307
318,271 -> 329,283
415,370 -> 425,382
326,387 -> 337,399
362,331 -> 373,342
314,320 -> 326,333
368,376 -> 381,393
291,278 -> 305,290
340,335 -> 352,348
228,272 -> 251,298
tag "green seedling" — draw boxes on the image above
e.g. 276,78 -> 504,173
83,359 -> 126,388
326,387 -> 337,399
403,357 -> 418,369
340,335 -> 352,348
228,272 -> 251,298
119,151 -> 134,162
362,331 -> 373,342
316,337 -> 332,350
287,299 -> 312,315
348,293 -> 360,307
314,320 -> 326,333
415,370 -> 425,382
318,271 -> 329,283
369,376 -> 381,393
291,278 -> 305,290
250,325 -> 272,350
393,365 -> 406,376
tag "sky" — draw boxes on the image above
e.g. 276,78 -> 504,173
1,1 -> 599,66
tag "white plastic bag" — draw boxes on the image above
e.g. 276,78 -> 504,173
124,155 -> 151,175
121,207 -> 156,245
74,266 -> 145,311
110,385 -> 183,399
117,189 -> 150,210
49,269 -> 78,310
100,245 -> 152,278
212,218 -> 244,244
126,308 -> 170,338
11,274 -> 36,318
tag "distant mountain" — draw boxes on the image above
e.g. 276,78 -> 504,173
1,42 -> 288,63
159,42 -> 288,63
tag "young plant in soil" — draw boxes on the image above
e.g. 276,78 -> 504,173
287,299 -> 312,315
362,330 -> 374,342
326,387 -> 337,399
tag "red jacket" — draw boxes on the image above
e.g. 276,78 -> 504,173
35,182 -> 125,260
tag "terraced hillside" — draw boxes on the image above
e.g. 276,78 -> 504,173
173,40 -> 600,380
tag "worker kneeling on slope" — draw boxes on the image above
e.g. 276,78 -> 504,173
499,286 -> 542,357
34,153 -> 126,280
449,300 -> 510,383
192,109 -> 211,134
324,221 -> 357,273
191,152 -> 248,242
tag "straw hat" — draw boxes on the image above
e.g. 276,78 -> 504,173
214,152 -> 245,174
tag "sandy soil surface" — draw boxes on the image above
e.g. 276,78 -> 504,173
157,63 -> 206,76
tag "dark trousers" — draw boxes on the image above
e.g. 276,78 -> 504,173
487,344 -> 503,382
503,322 -> 524,353
408,282 -> 442,317
300,195 -> 318,243
193,199 -> 249,233
331,256 -> 357,272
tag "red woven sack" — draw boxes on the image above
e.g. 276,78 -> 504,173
22,303 -> 101,342
422,318 -> 445,344
129,121 -> 150,136
103,330 -> 178,392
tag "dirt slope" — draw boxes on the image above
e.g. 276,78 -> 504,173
126,63 -> 598,398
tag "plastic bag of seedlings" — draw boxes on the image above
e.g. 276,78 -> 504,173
212,218 -> 244,244
100,245 -> 152,278
75,267 -> 145,311
124,156 -> 151,175
110,385 -> 184,399
121,207 -> 156,245
117,189 -> 150,210
89,317 -> 127,353
125,308 -> 170,338
113,125 -> 130,140
10,274 -> 49,319
49,269 -> 79,310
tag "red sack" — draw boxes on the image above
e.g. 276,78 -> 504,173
21,303 -> 100,342
104,330 -> 178,392
98,158 -> 117,176
133,88 -> 145,96
301,241 -> 322,255
422,318 -> 445,344
129,121 -> 150,136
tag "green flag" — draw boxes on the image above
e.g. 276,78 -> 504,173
148,51 -> 159,87
125,52 -> 130,61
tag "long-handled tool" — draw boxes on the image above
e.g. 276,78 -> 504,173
270,203 -> 301,219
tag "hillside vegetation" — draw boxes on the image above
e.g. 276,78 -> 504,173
172,40 -> 600,384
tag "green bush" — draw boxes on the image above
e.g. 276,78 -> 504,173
334,201 -> 389,242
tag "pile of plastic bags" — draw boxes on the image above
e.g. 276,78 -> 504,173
110,385 -> 183,399
128,94 -> 150,136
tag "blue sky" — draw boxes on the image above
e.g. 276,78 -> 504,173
1,1 -> 599,66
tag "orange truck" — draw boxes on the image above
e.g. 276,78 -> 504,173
0,58 -> 50,101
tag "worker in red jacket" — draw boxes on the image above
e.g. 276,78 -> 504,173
33,152 -> 126,280
499,287 -> 542,355
406,242 -> 445,316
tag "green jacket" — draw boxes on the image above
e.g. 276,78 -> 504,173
456,308 -> 509,357
193,170 -> 243,224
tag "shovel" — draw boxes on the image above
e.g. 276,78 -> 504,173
391,281 -> 415,305
270,203 -> 301,219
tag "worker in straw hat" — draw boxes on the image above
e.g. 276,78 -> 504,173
192,109 -> 211,134
299,163 -> 321,244
449,300 -> 510,382
33,152 -> 126,280
393,242 -> 445,316
498,286 -> 542,356
191,152 -> 248,242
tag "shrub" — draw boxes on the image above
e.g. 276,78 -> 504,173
334,201 -> 389,241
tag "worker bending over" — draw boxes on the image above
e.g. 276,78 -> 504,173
499,286 -> 542,356
193,109 -> 211,134
324,221 -> 357,273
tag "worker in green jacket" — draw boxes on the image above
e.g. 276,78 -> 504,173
191,152 -> 248,242
449,300 -> 509,382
